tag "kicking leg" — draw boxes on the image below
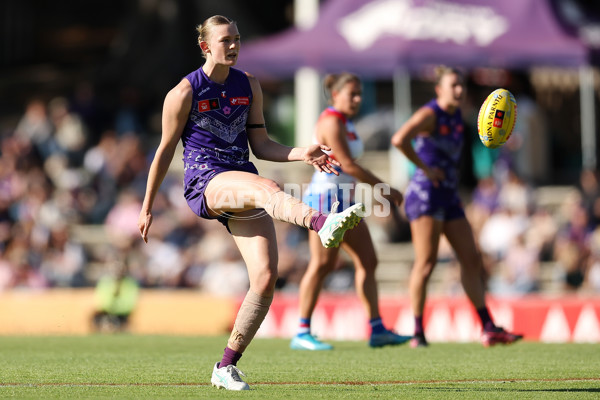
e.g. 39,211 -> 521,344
205,171 -> 364,248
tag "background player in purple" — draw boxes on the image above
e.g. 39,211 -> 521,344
291,72 -> 409,350
391,66 -> 522,348
138,15 -> 364,391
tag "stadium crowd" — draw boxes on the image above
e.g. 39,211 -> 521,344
0,86 -> 599,296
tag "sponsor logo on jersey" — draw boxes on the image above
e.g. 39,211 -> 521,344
439,124 -> 450,135
230,97 -> 250,105
198,98 -> 221,112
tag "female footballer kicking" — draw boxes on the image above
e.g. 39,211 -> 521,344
138,15 -> 364,391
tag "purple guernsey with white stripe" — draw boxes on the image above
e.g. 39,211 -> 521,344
404,99 -> 466,221
181,66 -> 259,222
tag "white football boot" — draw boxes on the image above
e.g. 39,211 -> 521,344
211,362 -> 250,391
317,202 -> 365,248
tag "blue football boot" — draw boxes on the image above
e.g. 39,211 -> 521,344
290,333 -> 333,350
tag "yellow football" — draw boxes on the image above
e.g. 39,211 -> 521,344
477,88 -> 517,149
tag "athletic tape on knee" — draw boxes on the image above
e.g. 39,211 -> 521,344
227,289 -> 273,352
263,191 -> 315,228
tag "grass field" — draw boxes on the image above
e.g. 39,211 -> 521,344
0,335 -> 598,399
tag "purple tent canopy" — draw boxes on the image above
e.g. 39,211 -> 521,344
237,0 -> 588,78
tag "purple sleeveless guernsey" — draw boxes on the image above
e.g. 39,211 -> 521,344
181,66 -> 258,223
403,99 -> 466,222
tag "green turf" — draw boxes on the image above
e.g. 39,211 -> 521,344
0,335 -> 598,399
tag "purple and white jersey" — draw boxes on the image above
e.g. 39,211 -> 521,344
410,99 -> 464,191
403,99 -> 465,221
180,66 -> 258,223
181,66 -> 255,173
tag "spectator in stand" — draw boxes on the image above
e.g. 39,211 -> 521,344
39,222 -> 87,287
0,233 -> 48,291
553,201 -> 592,291
497,169 -> 534,216
13,97 -> 55,160
82,129 -> 120,223
578,168 -> 600,229
48,96 -> 88,166
105,188 -> 144,246
479,206 -> 529,269
199,240 -> 248,296
70,81 -> 105,143
585,226 -> 600,292
272,220 -> 308,291
507,71 -> 549,186
526,206 -> 558,263
465,176 -> 499,240
489,232 -> 540,295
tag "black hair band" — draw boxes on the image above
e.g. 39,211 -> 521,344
246,123 -> 266,130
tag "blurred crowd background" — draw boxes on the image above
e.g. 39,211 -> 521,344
1,0 -> 600,301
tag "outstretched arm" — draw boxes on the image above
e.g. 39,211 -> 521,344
245,73 -> 340,175
138,79 -> 191,243
318,114 -> 403,206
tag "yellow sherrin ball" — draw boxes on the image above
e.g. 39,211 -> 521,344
477,88 -> 517,149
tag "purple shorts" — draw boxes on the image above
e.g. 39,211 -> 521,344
183,160 -> 259,229
404,185 -> 465,222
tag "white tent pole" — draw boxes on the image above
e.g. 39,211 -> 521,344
295,68 -> 321,148
294,0 -> 321,148
390,68 -> 412,190
294,0 -> 319,30
580,64 -> 597,170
